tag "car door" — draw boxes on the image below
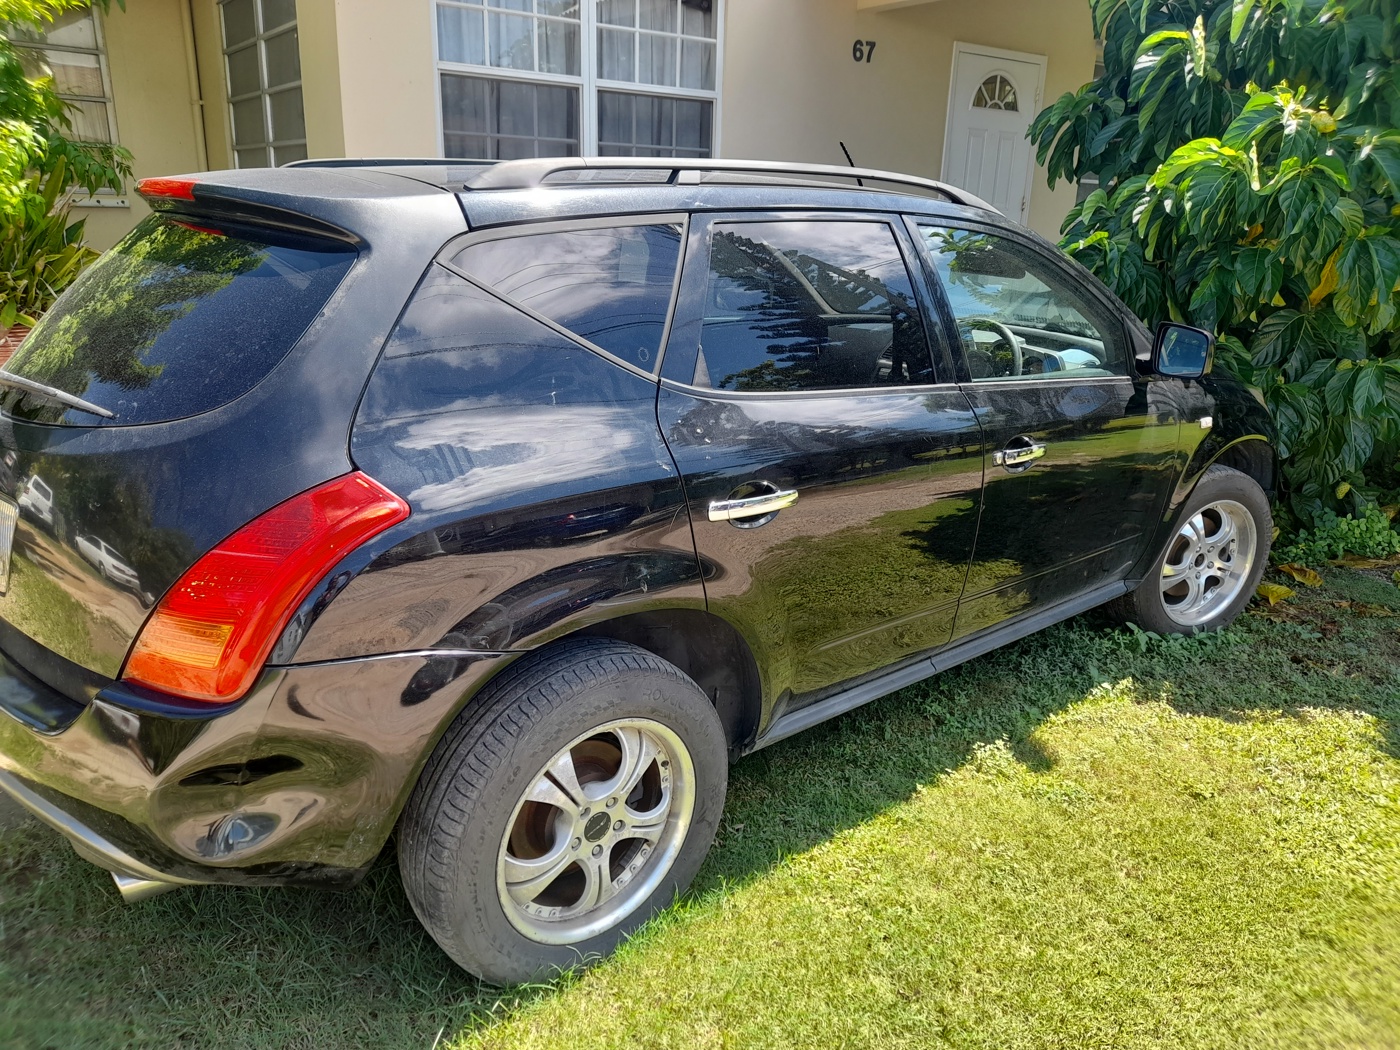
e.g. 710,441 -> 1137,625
911,219 -> 1181,640
658,212 -> 986,730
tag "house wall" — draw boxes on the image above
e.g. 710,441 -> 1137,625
78,0 -> 206,249
720,0 -> 1093,239
331,0 -> 438,157
189,0 -> 232,171
83,0 -> 1094,250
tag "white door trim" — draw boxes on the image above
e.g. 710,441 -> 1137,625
942,42 -> 1048,223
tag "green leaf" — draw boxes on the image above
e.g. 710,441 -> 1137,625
1367,144 -> 1400,198
1331,198 -> 1365,239
1353,361 -> 1387,414
1222,92 -> 1279,148
1230,0 -> 1256,43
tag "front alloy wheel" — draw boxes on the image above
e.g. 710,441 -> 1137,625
1105,463 -> 1272,635
1158,499 -> 1258,627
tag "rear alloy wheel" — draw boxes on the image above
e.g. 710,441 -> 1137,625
1107,464 -> 1272,634
498,718 -> 695,945
398,639 -> 727,985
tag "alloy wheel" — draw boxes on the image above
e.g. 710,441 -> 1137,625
495,718 -> 695,945
1159,499 -> 1258,627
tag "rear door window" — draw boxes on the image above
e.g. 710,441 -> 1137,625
692,220 -> 937,392
449,223 -> 682,370
1,214 -> 356,426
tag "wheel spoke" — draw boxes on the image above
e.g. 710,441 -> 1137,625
545,748 -> 587,806
594,728 -> 660,803
523,773 -> 576,812
1181,512 -> 1206,550
577,851 -> 618,911
1207,508 -> 1237,548
1181,574 -> 1204,611
624,798 -> 670,844
503,843 -> 575,906
1160,561 -> 1188,594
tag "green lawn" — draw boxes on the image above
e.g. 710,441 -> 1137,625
1,568 -> 1397,1049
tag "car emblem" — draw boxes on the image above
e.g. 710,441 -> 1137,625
0,495 -> 16,595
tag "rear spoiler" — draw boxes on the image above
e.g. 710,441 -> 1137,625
136,177 -> 361,244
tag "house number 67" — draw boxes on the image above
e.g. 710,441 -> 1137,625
852,40 -> 876,62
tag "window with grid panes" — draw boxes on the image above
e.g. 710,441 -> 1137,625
435,0 -> 718,160
221,0 -> 306,168
10,9 -> 119,149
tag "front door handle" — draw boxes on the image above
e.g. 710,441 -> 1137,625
992,440 -> 1047,472
708,488 -> 799,523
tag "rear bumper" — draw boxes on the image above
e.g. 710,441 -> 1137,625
0,643 -> 506,890
0,767 -> 202,899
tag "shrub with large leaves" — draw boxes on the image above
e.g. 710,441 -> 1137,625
0,0 -> 129,323
1030,0 -> 1400,524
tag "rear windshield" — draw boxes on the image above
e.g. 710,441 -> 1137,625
1,214 -> 356,426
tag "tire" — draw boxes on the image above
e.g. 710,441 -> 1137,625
1106,464 -> 1272,634
397,638 -> 728,985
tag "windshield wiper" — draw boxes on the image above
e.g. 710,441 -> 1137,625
0,371 -> 115,420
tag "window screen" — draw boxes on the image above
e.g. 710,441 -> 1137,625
695,220 -> 935,392
451,223 -> 682,369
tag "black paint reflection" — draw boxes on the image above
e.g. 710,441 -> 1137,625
297,270 -> 704,662
660,385 -> 985,719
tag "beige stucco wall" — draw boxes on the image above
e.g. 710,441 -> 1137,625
331,0 -> 437,156
719,0 -> 1094,239
78,0 -> 206,249
83,0 -> 1092,250
189,0 -> 232,171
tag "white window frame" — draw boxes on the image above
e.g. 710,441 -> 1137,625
11,8 -> 126,206
431,0 -> 724,159
219,0 -> 307,168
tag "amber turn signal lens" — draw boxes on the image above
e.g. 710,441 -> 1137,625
123,472 -> 409,703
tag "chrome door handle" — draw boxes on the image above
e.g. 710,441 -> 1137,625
707,488 -> 799,522
992,441 -> 1047,470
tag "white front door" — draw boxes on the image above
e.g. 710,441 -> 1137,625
942,44 -> 1046,224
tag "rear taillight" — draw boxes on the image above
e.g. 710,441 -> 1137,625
136,177 -> 198,201
123,472 -> 409,703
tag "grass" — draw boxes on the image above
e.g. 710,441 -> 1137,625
1,567 -> 1398,1049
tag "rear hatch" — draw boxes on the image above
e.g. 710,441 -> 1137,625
0,211 -> 359,688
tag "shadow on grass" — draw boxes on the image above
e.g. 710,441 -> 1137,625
1,569 -> 1397,1048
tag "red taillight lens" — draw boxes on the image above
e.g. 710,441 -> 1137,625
136,177 -> 198,201
123,472 -> 409,703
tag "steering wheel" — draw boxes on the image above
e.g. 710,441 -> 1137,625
965,318 -> 1023,379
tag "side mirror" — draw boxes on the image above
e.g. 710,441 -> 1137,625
1152,322 -> 1214,379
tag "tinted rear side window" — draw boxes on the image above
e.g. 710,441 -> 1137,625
2,214 -> 355,426
695,220 -> 935,392
450,224 -> 681,370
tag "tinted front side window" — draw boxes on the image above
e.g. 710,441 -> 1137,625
696,220 -> 935,393
2,214 -> 355,425
451,223 -> 682,369
919,225 -> 1127,382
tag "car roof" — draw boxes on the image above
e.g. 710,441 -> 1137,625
141,157 -> 1027,247
279,156 -> 1009,232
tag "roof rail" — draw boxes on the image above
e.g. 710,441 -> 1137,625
459,157 -> 998,212
284,157 -> 491,170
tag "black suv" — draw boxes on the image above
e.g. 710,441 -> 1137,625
0,158 -> 1274,983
